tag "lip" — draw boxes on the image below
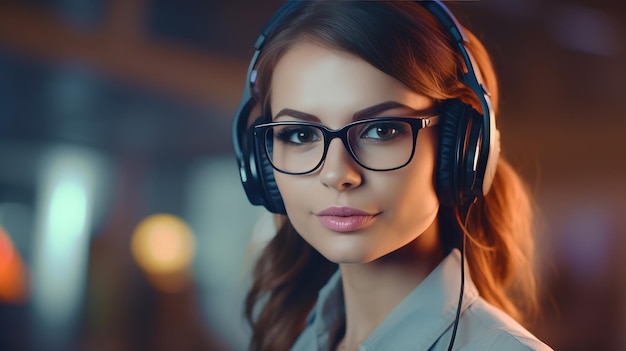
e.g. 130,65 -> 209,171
316,206 -> 379,232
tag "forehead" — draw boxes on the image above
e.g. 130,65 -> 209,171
270,42 -> 432,125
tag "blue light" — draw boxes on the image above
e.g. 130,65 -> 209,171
30,145 -> 108,349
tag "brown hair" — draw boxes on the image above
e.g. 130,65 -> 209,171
244,2 -> 538,350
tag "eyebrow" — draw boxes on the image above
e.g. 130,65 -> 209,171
273,101 -> 426,122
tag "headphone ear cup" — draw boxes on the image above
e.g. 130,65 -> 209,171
238,115 -> 287,214
235,101 -> 266,208
436,99 -> 470,207
253,132 -> 287,214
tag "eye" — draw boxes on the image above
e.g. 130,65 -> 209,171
360,121 -> 408,141
275,126 -> 322,145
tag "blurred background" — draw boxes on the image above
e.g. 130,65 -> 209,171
0,0 -> 624,350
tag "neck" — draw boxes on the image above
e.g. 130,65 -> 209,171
337,221 -> 444,350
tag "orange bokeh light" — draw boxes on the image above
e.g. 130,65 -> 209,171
130,214 -> 196,293
0,227 -> 28,303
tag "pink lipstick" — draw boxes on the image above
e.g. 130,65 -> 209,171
316,207 -> 378,232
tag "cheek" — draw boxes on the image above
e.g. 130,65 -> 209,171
274,172 -> 309,216
274,173 -> 320,245
387,132 -> 439,220
274,172 -> 296,203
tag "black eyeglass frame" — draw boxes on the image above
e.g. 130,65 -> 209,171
253,115 -> 440,175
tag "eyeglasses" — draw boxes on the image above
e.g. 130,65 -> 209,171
254,116 -> 439,175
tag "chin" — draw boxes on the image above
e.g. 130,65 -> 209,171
319,245 -> 383,264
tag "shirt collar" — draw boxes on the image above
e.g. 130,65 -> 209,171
309,249 -> 479,350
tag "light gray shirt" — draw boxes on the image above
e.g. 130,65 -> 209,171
291,250 -> 553,351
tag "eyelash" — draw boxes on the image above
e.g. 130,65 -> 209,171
275,126 -> 322,145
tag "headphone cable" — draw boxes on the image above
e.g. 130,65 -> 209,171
446,202 -> 473,351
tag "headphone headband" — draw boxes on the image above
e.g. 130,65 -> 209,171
422,1 -> 498,199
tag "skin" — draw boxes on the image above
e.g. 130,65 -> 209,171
271,42 -> 446,350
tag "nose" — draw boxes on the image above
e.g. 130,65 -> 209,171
319,138 -> 362,191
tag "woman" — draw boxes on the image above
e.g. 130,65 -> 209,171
233,1 -> 553,350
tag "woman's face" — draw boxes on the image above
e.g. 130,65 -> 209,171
270,42 -> 440,264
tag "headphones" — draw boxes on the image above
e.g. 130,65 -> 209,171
233,0 -> 500,215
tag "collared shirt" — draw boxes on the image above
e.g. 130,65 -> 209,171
291,250 -> 553,351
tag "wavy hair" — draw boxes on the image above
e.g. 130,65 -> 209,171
243,2 -> 539,350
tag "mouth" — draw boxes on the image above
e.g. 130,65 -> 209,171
315,206 -> 379,232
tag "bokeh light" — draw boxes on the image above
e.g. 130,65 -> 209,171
0,226 -> 28,303
131,214 -> 196,293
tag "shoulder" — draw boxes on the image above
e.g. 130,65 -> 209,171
451,298 -> 553,351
